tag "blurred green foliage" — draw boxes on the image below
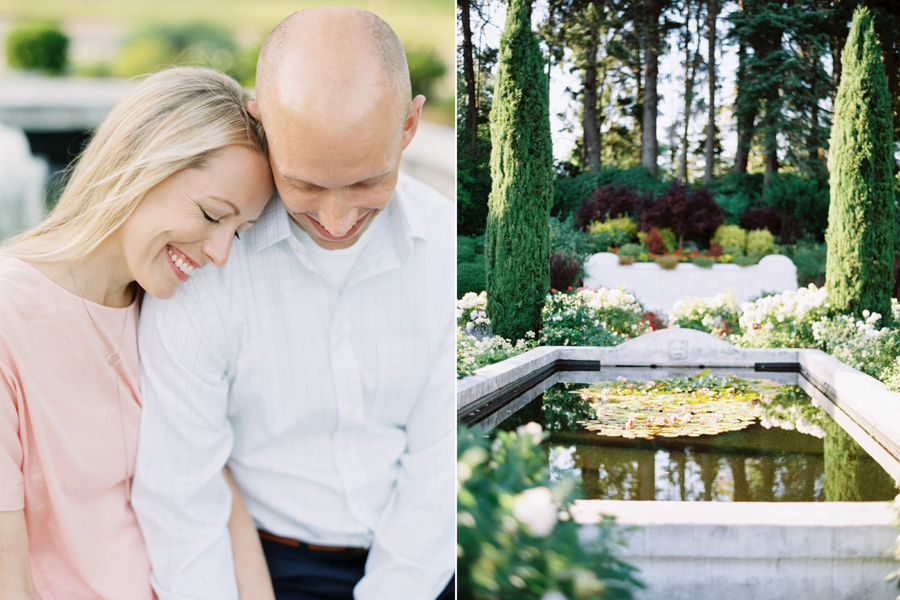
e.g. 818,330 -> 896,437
406,47 -> 446,99
5,22 -> 68,74
458,235 -> 486,297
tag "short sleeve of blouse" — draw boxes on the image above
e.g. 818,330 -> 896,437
0,359 -> 25,510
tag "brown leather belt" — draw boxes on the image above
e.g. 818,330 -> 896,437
258,530 -> 368,556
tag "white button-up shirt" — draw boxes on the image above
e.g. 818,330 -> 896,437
132,172 -> 456,600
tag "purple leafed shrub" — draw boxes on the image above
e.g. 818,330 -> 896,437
550,252 -> 581,291
741,206 -> 782,237
645,229 -> 666,254
640,182 -> 723,247
574,185 -> 648,231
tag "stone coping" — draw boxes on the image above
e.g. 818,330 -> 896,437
457,328 -> 900,479
583,251 -> 798,314
572,499 -> 895,529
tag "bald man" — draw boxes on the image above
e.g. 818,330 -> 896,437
132,8 -> 455,600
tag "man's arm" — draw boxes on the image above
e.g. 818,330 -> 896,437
131,287 -> 240,600
354,309 -> 456,599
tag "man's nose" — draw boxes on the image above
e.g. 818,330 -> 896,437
202,227 -> 234,268
316,193 -> 359,237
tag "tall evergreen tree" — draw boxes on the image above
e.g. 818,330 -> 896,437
825,6 -> 895,324
485,0 -> 554,341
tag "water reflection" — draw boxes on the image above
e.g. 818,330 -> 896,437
497,381 -> 896,502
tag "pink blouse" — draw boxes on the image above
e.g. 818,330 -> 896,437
0,257 -> 153,599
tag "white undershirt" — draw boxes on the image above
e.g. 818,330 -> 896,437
288,207 -> 387,293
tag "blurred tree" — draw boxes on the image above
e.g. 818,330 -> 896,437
6,22 -> 68,75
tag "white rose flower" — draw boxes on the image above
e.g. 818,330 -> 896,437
512,486 -> 558,537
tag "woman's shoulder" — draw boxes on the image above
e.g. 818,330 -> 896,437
0,256 -> 65,313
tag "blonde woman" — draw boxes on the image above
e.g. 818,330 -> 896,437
0,67 -> 276,599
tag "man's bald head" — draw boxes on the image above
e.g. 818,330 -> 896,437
255,7 -> 412,131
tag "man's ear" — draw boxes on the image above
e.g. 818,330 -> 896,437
401,95 -> 426,151
247,100 -> 260,120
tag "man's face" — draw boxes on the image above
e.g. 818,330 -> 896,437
257,96 -> 421,250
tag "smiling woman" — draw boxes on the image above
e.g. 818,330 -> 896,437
0,66 -> 274,600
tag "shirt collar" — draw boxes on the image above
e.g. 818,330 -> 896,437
244,171 -> 430,255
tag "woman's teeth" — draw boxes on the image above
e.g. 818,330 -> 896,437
168,248 -> 195,276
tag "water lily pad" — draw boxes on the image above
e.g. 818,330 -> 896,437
574,370 -> 777,439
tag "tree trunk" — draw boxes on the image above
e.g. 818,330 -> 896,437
582,37 -> 602,172
832,33 -> 844,94
679,0 -> 702,182
641,0 -> 661,175
733,38 -> 755,174
704,0 -> 718,183
459,0 -> 478,162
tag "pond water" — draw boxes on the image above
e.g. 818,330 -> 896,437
476,370 -> 897,502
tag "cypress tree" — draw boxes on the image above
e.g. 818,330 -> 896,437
484,0 -> 553,341
825,7 -> 895,324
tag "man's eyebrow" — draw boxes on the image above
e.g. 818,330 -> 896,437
282,169 -> 393,186
209,196 -> 242,216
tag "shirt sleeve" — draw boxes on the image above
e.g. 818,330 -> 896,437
354,217 -> 456,600
131,280 -> 239,600
0,359 -> 25,511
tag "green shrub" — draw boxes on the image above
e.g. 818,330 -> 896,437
406,48 -> 447,99
655,255 -> 681,269
458,235 -> 479,264
765,173 -> 830,242
5,22 -> 68,74
733,255 -> 758,266
783,238 -> 827,287
713,224 -> 747,253
112,22 -> 238,78
691,256 -> 715,268
457,423 -> 643,599
458,258 -> 486,296
617,243 -> 642,259
746,229 -> 775,255
549,215 -> 593,259
707,173 -> 765,224
589,216 -> 638,250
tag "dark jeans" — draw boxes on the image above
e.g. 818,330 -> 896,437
261,538 -> 455,600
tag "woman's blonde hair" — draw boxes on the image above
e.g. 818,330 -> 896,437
1,66 -> 267,261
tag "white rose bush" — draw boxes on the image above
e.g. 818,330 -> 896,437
457,422 -> 643,600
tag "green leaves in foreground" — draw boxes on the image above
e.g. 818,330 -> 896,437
458,424 -> 643,600
575,370 -> 781,439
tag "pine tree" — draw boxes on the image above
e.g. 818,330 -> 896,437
485,0 -> 553,341
825,7 -> 895,324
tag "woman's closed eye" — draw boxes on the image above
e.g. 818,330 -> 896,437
201,205 -> 244,239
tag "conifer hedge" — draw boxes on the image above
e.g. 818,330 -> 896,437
484,0 -> 554,341
825,7 -> 895,324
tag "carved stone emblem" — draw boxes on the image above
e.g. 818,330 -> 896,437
668,340 -> 689,361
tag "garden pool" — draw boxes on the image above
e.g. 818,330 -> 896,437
467,373 -> 896,502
